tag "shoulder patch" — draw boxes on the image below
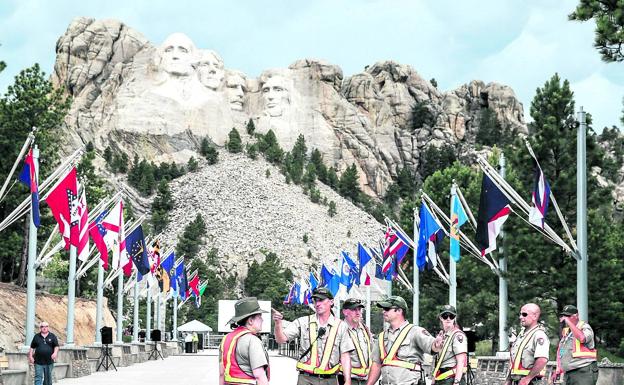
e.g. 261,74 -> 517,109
422,329 -> 431,336
456,334 -> 464,343
537,337 -> 545,345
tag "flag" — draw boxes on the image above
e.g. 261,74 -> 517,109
194,282 -> 207,308
476,174 -> 511,256
149,240 -> 161,274
283,283 -> 296,305
157,251 -> 174,293
340,251 -> 358,291
125,225 -> 150,275
118,201 -> 133,277
416,202 -> 444,271
100,200 -> 123,270
89,209 -> 110,269
528,164 -> 551,229
18,148 -> 40,227
320,264 -> 340,297
450,194 -> 468,262
375,262 -> 393,281
363,271 -> 371,286
358,242 -> 372,271
76,189 -> 89,262
309,272 -> 318,292
176,263 -> 189,300
44,167 -> 78,249
188,273 -> 200,297
382,226 -> 410,267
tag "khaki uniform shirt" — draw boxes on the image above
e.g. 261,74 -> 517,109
284,314 -> 355,369
346,323 -> 372,379
510,325 -> 549,376
437,329 -> 468,369
218,332 -> 269,379
558,321 -> 596,371
371,321 -> 435,385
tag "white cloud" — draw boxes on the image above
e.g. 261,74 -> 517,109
572,73 -> 624,130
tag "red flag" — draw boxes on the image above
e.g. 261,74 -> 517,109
76,189 -> 89,261
188,274 -> 200,297
44,168 -> 78,249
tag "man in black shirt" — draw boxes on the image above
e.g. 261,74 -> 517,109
28,321 -> 59,385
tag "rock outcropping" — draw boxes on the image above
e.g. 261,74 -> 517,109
53,17 -> 527,198
0,283 -> 115,351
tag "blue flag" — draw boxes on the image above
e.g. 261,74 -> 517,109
475,174 -> 511,256
175,261 -> 188,300
18,148 -> 40,227
320,264 -> 340,297
125,225 -> 150,275
358,242 -> 372,272
309,272 -> 319,292
450,194 -> 468,262
340,251 -> 358,291
158,251 -> 175,293
375,262 -> 393,281
416,202 -> 443,272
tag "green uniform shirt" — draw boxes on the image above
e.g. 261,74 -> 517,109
559,321 -> 596,372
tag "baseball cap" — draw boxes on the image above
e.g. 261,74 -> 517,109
343,298 -> 365,310
560,305 -> 578,316
439,304 -> 457,316
376,296 -> 408,312
311,287 -> 334,300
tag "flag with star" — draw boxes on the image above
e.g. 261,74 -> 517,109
125,225 -> 150,275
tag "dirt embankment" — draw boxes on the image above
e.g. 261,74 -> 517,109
0,282 -> 116,351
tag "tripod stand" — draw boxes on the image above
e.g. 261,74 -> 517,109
96,344 -> 117,371
148,342 -> 164,360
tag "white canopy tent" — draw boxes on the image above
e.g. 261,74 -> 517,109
178,320 -> 213,333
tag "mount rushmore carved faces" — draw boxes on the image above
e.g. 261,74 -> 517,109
158,33 -> 197,77
225,72 -> 246,111
261,75 -> 290,117
196,50 -> 225,91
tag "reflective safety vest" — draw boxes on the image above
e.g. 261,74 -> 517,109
378,324 -> 422,371
433,329 -> 467,380
510,326 -> 546,377
343,326 -> 371,377
296,316 -> 341,375
562,321 -> 597,359
220,327 -> 269,384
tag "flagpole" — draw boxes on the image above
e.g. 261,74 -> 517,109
146,286 -> 152,341
173,290 -> 178,341
577,107 -> 588,321
95,258 -> 104,344
366,263 -> 371,330
133,278 -> 139,342
412,207 -> 419,326
156,294 -> 162,332
449,184 -> 457,307
116,270 -> 124,343
23,144 -> 39,351
498,153 -> 509,352
66,245 -> 77,346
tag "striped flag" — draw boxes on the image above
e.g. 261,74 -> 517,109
475,174 -> 511,256
528,164 -> 551,229
76,189 -> 89,262
450,194 -> 468,262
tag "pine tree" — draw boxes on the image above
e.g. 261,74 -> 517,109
326,167 -> 339,190
569,1 -> 624,62
259,130 -> 283,164
309,149 -> 327,183
187,156 -> 198,172
226,127 -> 243,153
338,164 -> 361,202
200,138 -> 219,165
246,119 -> 256,135
103,146 -> 113,163
246,143 -> 258,160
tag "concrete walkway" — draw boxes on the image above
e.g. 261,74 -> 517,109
57,350 -> 299,385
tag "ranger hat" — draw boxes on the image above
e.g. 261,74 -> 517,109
376,296 -> 408,312
311,287 -> 334,300
227,297 -> 268,325
343,298 -> 365,310
560,304 -> 578,316
439,304 -> 457,316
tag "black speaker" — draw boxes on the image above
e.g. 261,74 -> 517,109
150,329 -> 161,342
464,330 -> 477,353
101,326 -> 113,345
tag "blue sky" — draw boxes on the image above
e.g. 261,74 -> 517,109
1,0 -> 622,130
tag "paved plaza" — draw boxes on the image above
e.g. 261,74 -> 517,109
57,350 -> 299,385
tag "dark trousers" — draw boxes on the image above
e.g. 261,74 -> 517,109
337,374 -> 367,385
437,376 -> 466,385
565,362 -> 599,385
297,373 -> 339,385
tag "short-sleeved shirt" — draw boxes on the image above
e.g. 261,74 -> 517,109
436,329 -> 468,369
371,321 -> 435,385
30,332 -> 59,365
235,333 -> 269,376
346,323 -> 372,379
510,325 -> 549,372
558,322 -> 596,371
283,314 -> 354,370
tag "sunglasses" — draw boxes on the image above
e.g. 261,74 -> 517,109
40,325 -> 49,328
519,312 -> 529,317
440,313 -> 456,320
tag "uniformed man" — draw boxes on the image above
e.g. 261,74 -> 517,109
273,287 -> 355,385
506,303 -> 549,385
366,296 -> 444,385
340,298 -> 372,385
431,305 -> 468,385
219,297 -> 270,385
556,305 -> 598,385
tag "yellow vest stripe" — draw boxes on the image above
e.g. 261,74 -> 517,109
433,330 -> 467,380
347,327 -> 371,376
296,316 -> 341,374
511,326 -> 546,377
379,324 -> 420,370
223,330 -> 256,384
